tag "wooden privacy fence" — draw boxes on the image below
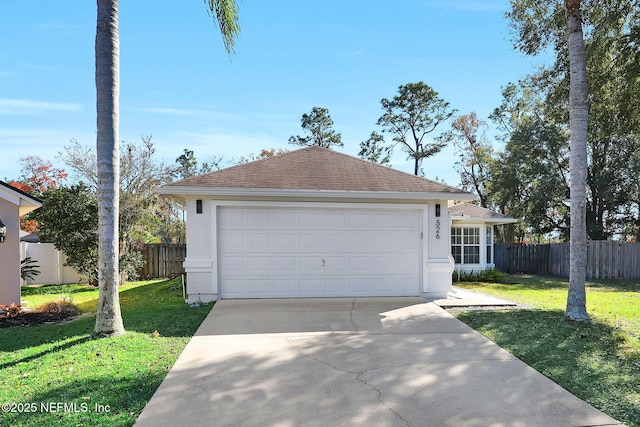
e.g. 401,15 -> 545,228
139,243 -> 186,279
495,241 -> 640,280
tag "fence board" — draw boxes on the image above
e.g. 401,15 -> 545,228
138,243 -> 186,279
494,241 -> 640,280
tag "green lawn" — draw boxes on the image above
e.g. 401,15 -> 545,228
0,278 -> 213,427
454,275 -> 640,427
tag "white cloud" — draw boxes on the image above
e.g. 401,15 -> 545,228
0,98 -> 82,115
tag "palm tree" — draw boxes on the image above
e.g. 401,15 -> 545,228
93,0 -> 240,337
564,0 -> 590,321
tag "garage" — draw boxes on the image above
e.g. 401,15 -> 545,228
218,206 -> 422,298
159,146 -> 475,302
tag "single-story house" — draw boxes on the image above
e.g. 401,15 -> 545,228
0,181 -> 42,306
449,202 -> 518,273
160,146 -> 477,303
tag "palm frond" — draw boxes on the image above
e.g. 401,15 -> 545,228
204,0 -> 241,55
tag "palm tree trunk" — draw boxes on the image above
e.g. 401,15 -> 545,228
94,0 -> 125,337
565,0 -> 590,321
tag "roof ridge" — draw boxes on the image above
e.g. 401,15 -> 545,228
301,146 -> 465,192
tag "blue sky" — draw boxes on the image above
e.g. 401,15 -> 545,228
1,1 -> 545,186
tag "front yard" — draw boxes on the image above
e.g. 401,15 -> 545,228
454,275 -> 640,427
0,278 -> 213,427
1,275 -> 638,426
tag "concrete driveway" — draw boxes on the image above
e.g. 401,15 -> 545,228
135,298 -> 622,427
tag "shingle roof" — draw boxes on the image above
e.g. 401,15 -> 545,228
449,203 -> 517,223
163,146 -> 473,195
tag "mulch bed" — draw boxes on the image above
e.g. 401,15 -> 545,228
0,304 -> 80,327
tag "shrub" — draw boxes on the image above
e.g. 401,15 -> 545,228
453,268 -> 507,283
20,257 -> 41,281
36,300 -> 80,317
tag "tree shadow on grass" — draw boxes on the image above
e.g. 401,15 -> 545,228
1,279 -> 211,355
454,308 -> 640,427
1,371 -> 164,427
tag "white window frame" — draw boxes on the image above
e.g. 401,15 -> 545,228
451,226 -> 481,265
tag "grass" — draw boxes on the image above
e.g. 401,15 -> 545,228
0,278 -> 213,427
453,275 -> 640,427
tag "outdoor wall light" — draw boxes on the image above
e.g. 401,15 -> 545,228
0,219 -> 6,243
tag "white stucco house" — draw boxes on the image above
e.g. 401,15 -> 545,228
0,181 -> 42,306
449,202 -> 518,274
160,147 -> 478,303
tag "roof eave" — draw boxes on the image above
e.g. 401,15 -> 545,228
159,186 -> 477,203
451,215 -> 518,224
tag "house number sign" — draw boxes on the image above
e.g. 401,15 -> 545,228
435,219 -> 441,239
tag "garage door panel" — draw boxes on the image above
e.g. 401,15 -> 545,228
299,234 -> 323,249
247,279 -> 272,294
299,212 -> 322,226
299,256 -> 322,270
219,255 -> 246,272
274,256 -> 297,271
274,234 -> 297,249
218,207 -> 422,298
300,279 -> 323,295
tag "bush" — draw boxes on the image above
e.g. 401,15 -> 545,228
37,300 -> 80,317
453,268 -> 507,283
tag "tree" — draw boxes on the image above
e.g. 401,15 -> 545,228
489,83 -> 570,242
93,0 -> 240,337
30,184 -> 99,285
506,0 -> 640,241
358,131 -> 391,165
174,148 -> 224,179
564,0 -> 590,321
8,156 -> 68,233
235,148 -> 288,164
377,82 -> 456,175
445,113 -> 494,207
506,0 -> 591,319
288,107 -> 343,148
62,138 -> 183,252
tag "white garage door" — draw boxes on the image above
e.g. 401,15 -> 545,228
218,207 -> 422,298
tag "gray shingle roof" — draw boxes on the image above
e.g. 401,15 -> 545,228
449,203 -> 517,223
163,146 -> 473,195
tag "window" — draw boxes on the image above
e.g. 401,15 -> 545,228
451,227 -> 462,263
451,226 -> 480,264
486,227 -> 493,264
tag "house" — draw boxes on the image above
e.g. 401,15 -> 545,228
448,202 -> 518,274
0,181 -> 42,306
160,146 -> 476,303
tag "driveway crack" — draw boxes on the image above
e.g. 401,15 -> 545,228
355,371 -> 411,427
287,337 -> 410,427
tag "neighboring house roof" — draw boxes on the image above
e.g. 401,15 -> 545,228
161,146 -> 476,202
20,231 -> 51,243
0,181 -> 42,215
449,203 -> 518,224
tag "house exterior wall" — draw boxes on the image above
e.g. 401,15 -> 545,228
0,198 -> 21,305
424,201 -> 455,296
182,197 -> 455,303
